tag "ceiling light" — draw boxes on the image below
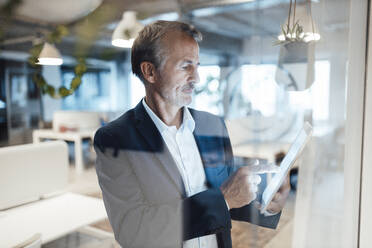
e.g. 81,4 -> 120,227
37,42 -> 63,65
112,38 -> 135,48
112,11 -> 143,48
14,0 -> 103,24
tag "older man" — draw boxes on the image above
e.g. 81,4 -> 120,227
94,20 -> 290,248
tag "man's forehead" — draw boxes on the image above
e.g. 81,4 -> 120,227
159,30 -> 199,62
161,30 -> 197,46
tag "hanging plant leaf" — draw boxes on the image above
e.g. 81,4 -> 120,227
23,4 -> 117,99
46,25 -> 69,44
46,85 -> 55,97
274,0 -> 318,46
29,44 -> 43,57
28,26 -> 87,98
70,77 -> 82,90
281,25 -> 287,37
58,86 -> 71,97
55,25 -> 69,38
28,57 -> 39,67
74,62 -> 87,76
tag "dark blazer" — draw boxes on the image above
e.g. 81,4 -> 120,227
94,101 -> 280,248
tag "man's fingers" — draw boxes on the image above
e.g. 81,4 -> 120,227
278,175 -> 291,193
249,184 -> 258,193
238,164 -> 278,175
267,201 -> 281,213
253,200 -> 262,210
272,192 -> 281,202
250,192 -> 257,201
249,163 -> 280,174
248,175 -> 262,184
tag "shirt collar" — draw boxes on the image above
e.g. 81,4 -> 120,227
182,106 -> 195,132
142,98 -> 195,133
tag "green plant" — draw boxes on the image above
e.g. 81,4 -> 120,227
0,0 -> 119,99
274,0 -> 317,46
275,21 -> 301,44
28,25 -> 88,98
27,4 -> 116,99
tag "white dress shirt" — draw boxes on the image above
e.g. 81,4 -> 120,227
142,99 -> 218,248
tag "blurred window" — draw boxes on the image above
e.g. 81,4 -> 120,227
130,74 -> 145,108
240,61 -> 330,121
288,60 -> 331,121
61,68 -> 111,111
192,65 -> 221,115
241,64 -> 278,117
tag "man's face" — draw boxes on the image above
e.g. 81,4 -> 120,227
153,31 -> 200,108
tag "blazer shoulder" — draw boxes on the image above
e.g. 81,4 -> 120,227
94,109 -> 136,149
189,108 -> 226,136
189,108 -> 223,123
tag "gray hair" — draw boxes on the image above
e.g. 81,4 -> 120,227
131,20 -> 202,83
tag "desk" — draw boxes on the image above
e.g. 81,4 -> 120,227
33,129 -> 96,174
0,193 -> 107,247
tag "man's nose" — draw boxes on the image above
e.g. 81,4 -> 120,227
193,68 -> 200,84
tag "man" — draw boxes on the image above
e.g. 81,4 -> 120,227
94,20 -> 290,248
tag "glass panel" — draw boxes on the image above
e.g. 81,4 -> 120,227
191,0 -> 350,247
7,71 -> 42,145
192,65 -> 221,115
130,74 -> 145,108
61,70 -> 111,111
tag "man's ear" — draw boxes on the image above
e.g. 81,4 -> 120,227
140,62 -> 157,84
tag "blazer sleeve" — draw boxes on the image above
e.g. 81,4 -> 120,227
221,118 -> 281,229
183,188 -> 231,240
94,128 -> 231,247
95,129 -> 184,248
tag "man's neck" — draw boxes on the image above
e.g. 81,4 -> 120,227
144,95 -> 183,129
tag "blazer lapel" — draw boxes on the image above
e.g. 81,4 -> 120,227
190,108 -> 209,166
134,101 -> 186,196
190,109 -> 228,188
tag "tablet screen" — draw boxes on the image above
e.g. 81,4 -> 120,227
260,122 -> 313,213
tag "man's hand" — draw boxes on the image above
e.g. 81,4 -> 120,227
266,174 -> 291,214
220,162 -> 280,209
255,174 -> 291,215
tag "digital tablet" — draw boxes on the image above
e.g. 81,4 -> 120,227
260,122 -> 313,214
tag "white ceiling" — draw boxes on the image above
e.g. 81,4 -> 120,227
0,0 -> 350,63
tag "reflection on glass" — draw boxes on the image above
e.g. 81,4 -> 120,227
193,65 -> 221,115
130,74 -> 145,108
191,0 -> 349,247
61,70 -> 111,111
6,70 -> 42,145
